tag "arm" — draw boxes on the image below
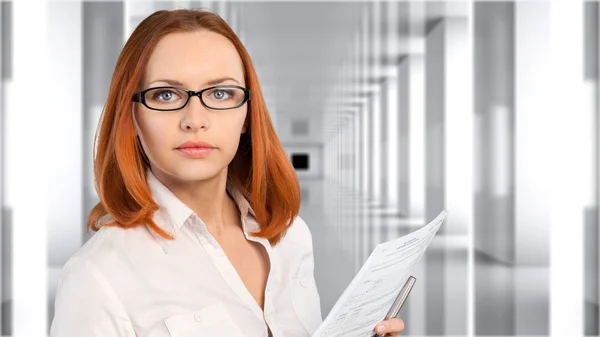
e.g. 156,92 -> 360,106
50,257 -> 136,337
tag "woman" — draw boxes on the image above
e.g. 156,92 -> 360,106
50,9 -> 405,337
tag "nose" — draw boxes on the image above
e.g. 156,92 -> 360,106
180,94 -> 210,132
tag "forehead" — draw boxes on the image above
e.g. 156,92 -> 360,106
143,30 -> 245,87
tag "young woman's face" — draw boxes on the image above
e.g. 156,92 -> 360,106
134,30 -> 248,184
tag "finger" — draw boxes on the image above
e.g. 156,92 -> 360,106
374,318 -> 405,335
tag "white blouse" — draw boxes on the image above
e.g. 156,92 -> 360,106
50,171 -> 323,337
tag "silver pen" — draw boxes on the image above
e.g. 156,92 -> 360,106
373,276 -> 416,337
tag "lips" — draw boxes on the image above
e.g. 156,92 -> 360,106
175,141 -> 216,159
176,141 -> 216,149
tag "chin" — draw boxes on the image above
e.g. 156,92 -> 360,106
166,165 -> 226,183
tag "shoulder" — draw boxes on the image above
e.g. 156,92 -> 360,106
53,228 -> 130,311
279,215 -> 314,250
69,225 -> 136,260
61,224 -> 156,282
51,227 -> 137,336
68,226 -> 122,260
56,227 -> 119,289
54,225 -> 157,307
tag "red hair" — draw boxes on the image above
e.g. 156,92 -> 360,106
87,9 -> 300,245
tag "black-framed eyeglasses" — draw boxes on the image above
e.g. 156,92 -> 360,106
132,85 -> 251,111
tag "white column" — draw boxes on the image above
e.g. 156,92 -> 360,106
398,55 -> 429,336
385,70 -> 399,209
10,0 -> 48,336
46,7 -> 84,329
372,90 -> 382,203
473,1 -> 516,267
548,1 -> 586,336
425,25 -> 444,224
444,16 -> 473,336
472,2 -> 519,335
397,59 -> 409,216
426,15 -> 473,335
83,2 -> 125,243
583,4 -> 599,332
597,3 -> 600,333
404,40 -> 428,337
228,2 -> 240,39
444,17 -> 473,236
408,55 -> 425,220
361,6 -> 370,198
514,2 -> 551,267
0,2 -> 4,334
124,1 -> 155,39
47,0 -> 83,268
354,105 -> 362,270
196,1 -> 213,11
173,1 -> 192,9
214,0 -> 226,20
354,28 -> 362,196
408,1 -> 426,220
371,0 -> 382,204
384,0 -> 399,211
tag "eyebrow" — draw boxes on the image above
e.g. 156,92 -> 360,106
206,77 -> 240,86
148,77 -> 240,87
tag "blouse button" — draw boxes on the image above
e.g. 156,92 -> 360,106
300,277 -> 310,287
194,312 -> 203,322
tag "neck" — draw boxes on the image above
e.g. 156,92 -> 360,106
152,167 -> 240,236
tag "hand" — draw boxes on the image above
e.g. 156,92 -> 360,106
373,317 -> 405,336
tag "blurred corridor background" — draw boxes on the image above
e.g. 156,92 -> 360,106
1,0 -> 600,336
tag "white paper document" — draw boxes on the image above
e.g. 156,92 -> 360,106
312,210 -> 447,337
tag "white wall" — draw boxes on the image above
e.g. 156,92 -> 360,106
283,144 -> 323,180
275,113 -> 323,144
276,109 -> 325,180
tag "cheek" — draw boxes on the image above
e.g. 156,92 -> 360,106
223,112 -> 247,149
136,113 -> 175,156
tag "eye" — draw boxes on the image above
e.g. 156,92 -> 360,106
201,86 -> 246,109
153,89 -> 180,102
210,89 -> 233,100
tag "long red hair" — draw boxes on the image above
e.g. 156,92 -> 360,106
87,9 -> 300,245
